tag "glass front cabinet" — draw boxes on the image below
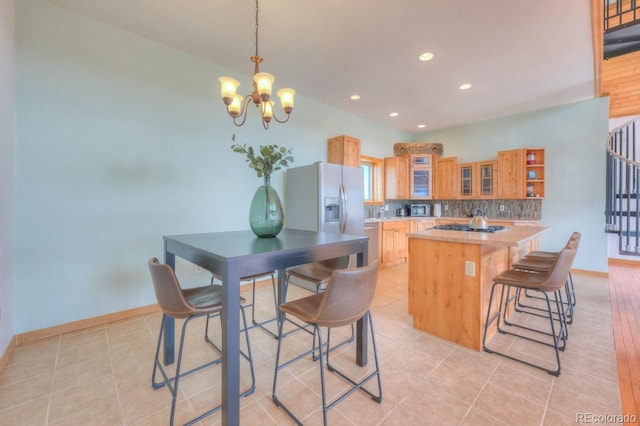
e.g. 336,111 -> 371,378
409,154 -> 433,199
459,160 -> 497,199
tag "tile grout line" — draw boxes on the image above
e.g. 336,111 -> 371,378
44,335 -> 61,425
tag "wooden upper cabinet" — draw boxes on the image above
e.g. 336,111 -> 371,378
384,156 -> 409,199
409,154 -> 434,199
327,135 -> 361,167
497,149 -> 525,199
497,148 -> 545,199
459,161 -> 496,199
434,156 -> 459,199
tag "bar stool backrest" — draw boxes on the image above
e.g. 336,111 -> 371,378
307,260 -> 379,328
148,257 -> 206,318
318,256 -> 350,270
539,247 -> 577,293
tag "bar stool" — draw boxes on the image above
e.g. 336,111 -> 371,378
512,232 -> 580,325
482,247 -> 577,376
283,256 -> 355,347
273,261 -> 382,425
148,258 -> 255,425
211,271 -> 279,338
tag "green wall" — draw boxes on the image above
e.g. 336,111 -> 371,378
15,0 -> 407,332
415,98 -> 610,272
14,0 -> 609,334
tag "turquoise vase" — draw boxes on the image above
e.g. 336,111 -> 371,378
249,176 -> 284,238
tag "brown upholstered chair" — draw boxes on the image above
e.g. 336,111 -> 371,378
512,232 -> 581,325
482,246 -> 577,376
272,261 -> 382,425
148,258 -> 255,425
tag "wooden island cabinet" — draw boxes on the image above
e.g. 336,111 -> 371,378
407,226 -> 547,350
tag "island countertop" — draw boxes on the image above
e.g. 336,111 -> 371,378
407,225 -> 548,247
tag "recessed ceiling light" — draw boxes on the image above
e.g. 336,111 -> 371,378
389,112 -> 399,117
419,52 -> 434,61
459,83 -> 472,90
350,94 -> 360,100
417,124 -> 426,129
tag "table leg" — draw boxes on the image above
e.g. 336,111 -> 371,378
356,249 -> 368,366
163,249 -> 176,365
221,263 -> 241,426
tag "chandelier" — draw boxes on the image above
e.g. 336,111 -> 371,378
218,0 -> 295,129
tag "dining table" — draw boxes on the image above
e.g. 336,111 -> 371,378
162,228 -> 369,425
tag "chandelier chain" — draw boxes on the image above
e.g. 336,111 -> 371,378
254,0 -> 260,58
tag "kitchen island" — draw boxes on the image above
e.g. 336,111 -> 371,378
408,225 -> 547,350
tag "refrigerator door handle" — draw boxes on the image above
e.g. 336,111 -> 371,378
339,184 -> 348,233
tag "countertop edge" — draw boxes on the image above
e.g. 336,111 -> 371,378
407,225 -> 549,247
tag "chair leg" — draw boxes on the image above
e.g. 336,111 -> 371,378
250,273 -> 280,339
273,312 -> 382,426
152,315 -> 198,425
204,306 -> 256,397
483,283 -> 563,376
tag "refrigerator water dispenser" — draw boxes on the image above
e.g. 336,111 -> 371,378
324,198 -> 340,221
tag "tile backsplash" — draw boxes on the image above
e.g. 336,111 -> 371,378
365,199 -> 542,220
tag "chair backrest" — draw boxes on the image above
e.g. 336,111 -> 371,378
567,232 -> 581,251
540,247 -> 577,293
309,260 -> 379,328
148,257 -> 194,319
318,255 -> 350,270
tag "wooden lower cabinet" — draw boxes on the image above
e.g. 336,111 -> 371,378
381,220 -> 409,266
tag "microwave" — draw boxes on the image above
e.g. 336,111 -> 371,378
411,204 -> 430,217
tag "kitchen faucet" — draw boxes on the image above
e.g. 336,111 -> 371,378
375,206 -> 387,218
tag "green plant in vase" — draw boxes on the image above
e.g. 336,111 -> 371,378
231,134 -> 294,237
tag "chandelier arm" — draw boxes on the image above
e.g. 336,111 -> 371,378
270,111 -> 291,124
230,95 -> 253,127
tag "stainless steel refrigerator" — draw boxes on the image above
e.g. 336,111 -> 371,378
285,161 -> 364,236
284,162 -> 364,291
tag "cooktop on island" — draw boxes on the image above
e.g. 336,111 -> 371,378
433,224 -> 507,233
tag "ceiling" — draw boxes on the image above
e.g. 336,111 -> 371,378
48,0 -> 597,134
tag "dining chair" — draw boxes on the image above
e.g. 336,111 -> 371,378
283,256 -> 353,337
147,258 -> 255,425
272,261 -> 382,425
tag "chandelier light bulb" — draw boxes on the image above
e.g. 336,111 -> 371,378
277,88 -> 295,113
219,77 -> 240,105
228,95 -> 243,117
262,100 -> 274,122
254,72 -> 275,101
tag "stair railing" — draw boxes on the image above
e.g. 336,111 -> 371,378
604,0 -> 640,32
606,116 -> 640,255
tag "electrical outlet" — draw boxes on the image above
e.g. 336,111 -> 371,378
444,204 -> 449,211
500,204 -> 505,212
384,204 -> 389,211
464,261 -> 476,277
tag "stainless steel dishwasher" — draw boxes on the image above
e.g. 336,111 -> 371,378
363,222 -> 379,266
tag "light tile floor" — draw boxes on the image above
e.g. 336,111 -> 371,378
0,265 -> 621,425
